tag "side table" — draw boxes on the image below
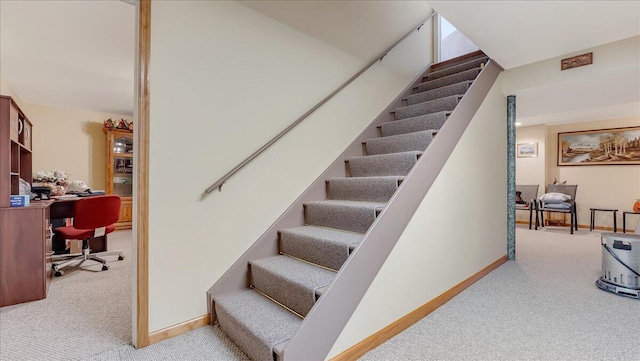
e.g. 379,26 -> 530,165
622,211 -> 640,233
590,208 -> 617,232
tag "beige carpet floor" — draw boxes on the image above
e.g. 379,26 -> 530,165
2,227 -> 638,360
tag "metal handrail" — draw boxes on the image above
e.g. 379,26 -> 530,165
204,11 -> 437,194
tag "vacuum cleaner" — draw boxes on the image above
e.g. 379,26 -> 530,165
596,233 -> 640,299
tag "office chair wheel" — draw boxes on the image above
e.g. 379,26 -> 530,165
102,265 -> 109,271
118,255 -> 124,261
54,270 -> 64,277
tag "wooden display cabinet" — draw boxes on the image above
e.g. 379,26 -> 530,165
1,95 -> 53,307
0,96 -> 33,207
104,127 -> 133,229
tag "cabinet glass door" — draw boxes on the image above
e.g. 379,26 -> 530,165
113,136 -> 133,154
112,157 -> 133,197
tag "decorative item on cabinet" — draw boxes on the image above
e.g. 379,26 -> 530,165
104,125 -> 133,230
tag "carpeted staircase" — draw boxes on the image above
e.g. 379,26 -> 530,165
213,52 -> 489,361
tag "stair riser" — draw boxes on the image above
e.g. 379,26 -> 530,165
381,114 -> 447,137
365,131 -> 433,156
280,232 -> 351,271
347,152 -> 420,177
394,96 -> 459,120
216,305 -> 269,361
250,265 -> 317,317
214,290 -> 301,361
328,178 -> 399,203
430,50 -> 486,71
417,68 -> 480,92
424,57 -> 487,81
305,203 -> 378,233
406,81 -> 471,106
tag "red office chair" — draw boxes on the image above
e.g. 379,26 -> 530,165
52,195 -> 124,277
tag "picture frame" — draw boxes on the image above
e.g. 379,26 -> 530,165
517,143 -> 538,158
557,126 -> 640,166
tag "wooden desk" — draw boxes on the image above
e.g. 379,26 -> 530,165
0,201 -> 53,307
49,197 -> 107,254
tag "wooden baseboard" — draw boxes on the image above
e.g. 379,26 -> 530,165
515,220 -> 632,233
148,314 -> 210,345
330,254 -> 509,361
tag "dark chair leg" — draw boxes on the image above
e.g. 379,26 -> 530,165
540,209 -> 545,229
570,213 -> 574,234
529,207 -> 533,229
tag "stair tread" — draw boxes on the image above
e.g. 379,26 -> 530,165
305,200 -> 386,233
392,94 -> 463,114
431,51 -> 487,71
416,67 -> 481,92
280,225 -> 363,271
405,81 -> 472,105
214,289 -> 302,361
280,225 -> 365,239
251,255 -> 335,293
380,111 -> 449,137
391,95 -> 461,120
327,176 -> 403,202
251,255 -> 335,316
346,150 -> 423,163
365,130 -> 434,155
306,199 -> 386,209
417,67 -> 481,87
424,56 -> 488,80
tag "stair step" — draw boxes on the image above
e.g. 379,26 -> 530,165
405,80 -> 473,106
380,111 -> 449,137
346,151 -> 422,177
250,255 -> 335,317
327,176 -> 402,202
391,94 -> 461,121
279,225 -> 363,271
305,199 -> 385,233
214,289 -> 301,361
416,67 -> 481,92
365,130 -> 433,155
431,50 -> 486,71
423,57 -> 488,81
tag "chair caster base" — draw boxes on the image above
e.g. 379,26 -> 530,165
101,265 -> 109,271
118,255 -> 124,261
54,270 -> 64,277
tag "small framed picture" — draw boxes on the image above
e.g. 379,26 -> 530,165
517,143 -> 538,158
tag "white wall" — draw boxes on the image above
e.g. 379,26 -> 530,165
148,0 -> 432,332
546,117 -> 640,231
23,103 -> 130,191
515,124 -> 546,222
329,75 -> 508,357
514,117 -> 640,231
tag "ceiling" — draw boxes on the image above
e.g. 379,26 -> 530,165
429,1 -> 640,70
0,0 -> 135,115
238,1 -> 432,62
428,0 -> 640,126
0,0 -> 638,126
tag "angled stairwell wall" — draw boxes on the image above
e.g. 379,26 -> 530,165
146,0 -> 433,333
328,69 -> 508,359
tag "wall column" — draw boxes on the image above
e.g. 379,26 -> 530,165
507,95 -> 516,260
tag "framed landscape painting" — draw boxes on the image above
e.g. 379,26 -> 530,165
517,143 -> 538,158
558,126 -> 640,166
